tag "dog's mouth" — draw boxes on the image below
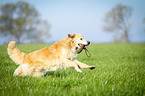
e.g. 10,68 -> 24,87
76,41 -> 90,54
78,43 -> 88,49
77,41 -> 90,50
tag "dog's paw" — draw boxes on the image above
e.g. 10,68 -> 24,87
89,66 -> 95,70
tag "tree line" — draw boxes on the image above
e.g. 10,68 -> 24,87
0,1 -> 144,44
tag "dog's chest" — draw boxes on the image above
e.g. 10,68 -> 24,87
67,51 -> 77,60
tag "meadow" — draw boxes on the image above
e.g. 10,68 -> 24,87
0,43 -> 144,96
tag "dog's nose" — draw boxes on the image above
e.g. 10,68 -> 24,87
87,41 -> 90,45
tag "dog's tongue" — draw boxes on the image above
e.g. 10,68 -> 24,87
84,45 -> 87,49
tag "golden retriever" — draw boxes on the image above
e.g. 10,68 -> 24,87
7,33 -> 95,77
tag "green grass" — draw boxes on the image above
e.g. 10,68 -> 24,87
0,43 -> 145,96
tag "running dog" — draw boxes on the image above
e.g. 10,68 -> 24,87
7,33 -> 95,77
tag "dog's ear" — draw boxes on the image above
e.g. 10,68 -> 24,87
68,34 -> 75,39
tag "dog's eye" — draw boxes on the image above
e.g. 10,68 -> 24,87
80,38 -> 83,40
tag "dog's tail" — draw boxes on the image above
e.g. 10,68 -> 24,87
7,41 -> 28,65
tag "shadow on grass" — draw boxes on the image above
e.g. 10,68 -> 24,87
44,71 -> 67,77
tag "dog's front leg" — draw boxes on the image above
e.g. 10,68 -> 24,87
74,60 -> 95,70
63,59 -> 82,73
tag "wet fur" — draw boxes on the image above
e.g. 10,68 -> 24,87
7,34 -> 95,77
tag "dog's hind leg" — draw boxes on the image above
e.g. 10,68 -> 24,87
63,60 -> 82,73
13,66 -> 21,76
74,60 -> 95,70
13,64 -> 33,76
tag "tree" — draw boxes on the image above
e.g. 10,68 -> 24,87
103,4 -> 132,43
0,1 -> 51,44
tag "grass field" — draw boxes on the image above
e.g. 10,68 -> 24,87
0,43 -> 145,96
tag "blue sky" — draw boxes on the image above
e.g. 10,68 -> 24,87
0,0 -> 145,44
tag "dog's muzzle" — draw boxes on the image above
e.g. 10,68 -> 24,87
83,41 -> 90,49
87,41 -> 90,46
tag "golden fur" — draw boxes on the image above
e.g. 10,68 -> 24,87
7,33 -> 95,77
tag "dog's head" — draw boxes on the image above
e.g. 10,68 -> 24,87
68,33 -> 90,50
